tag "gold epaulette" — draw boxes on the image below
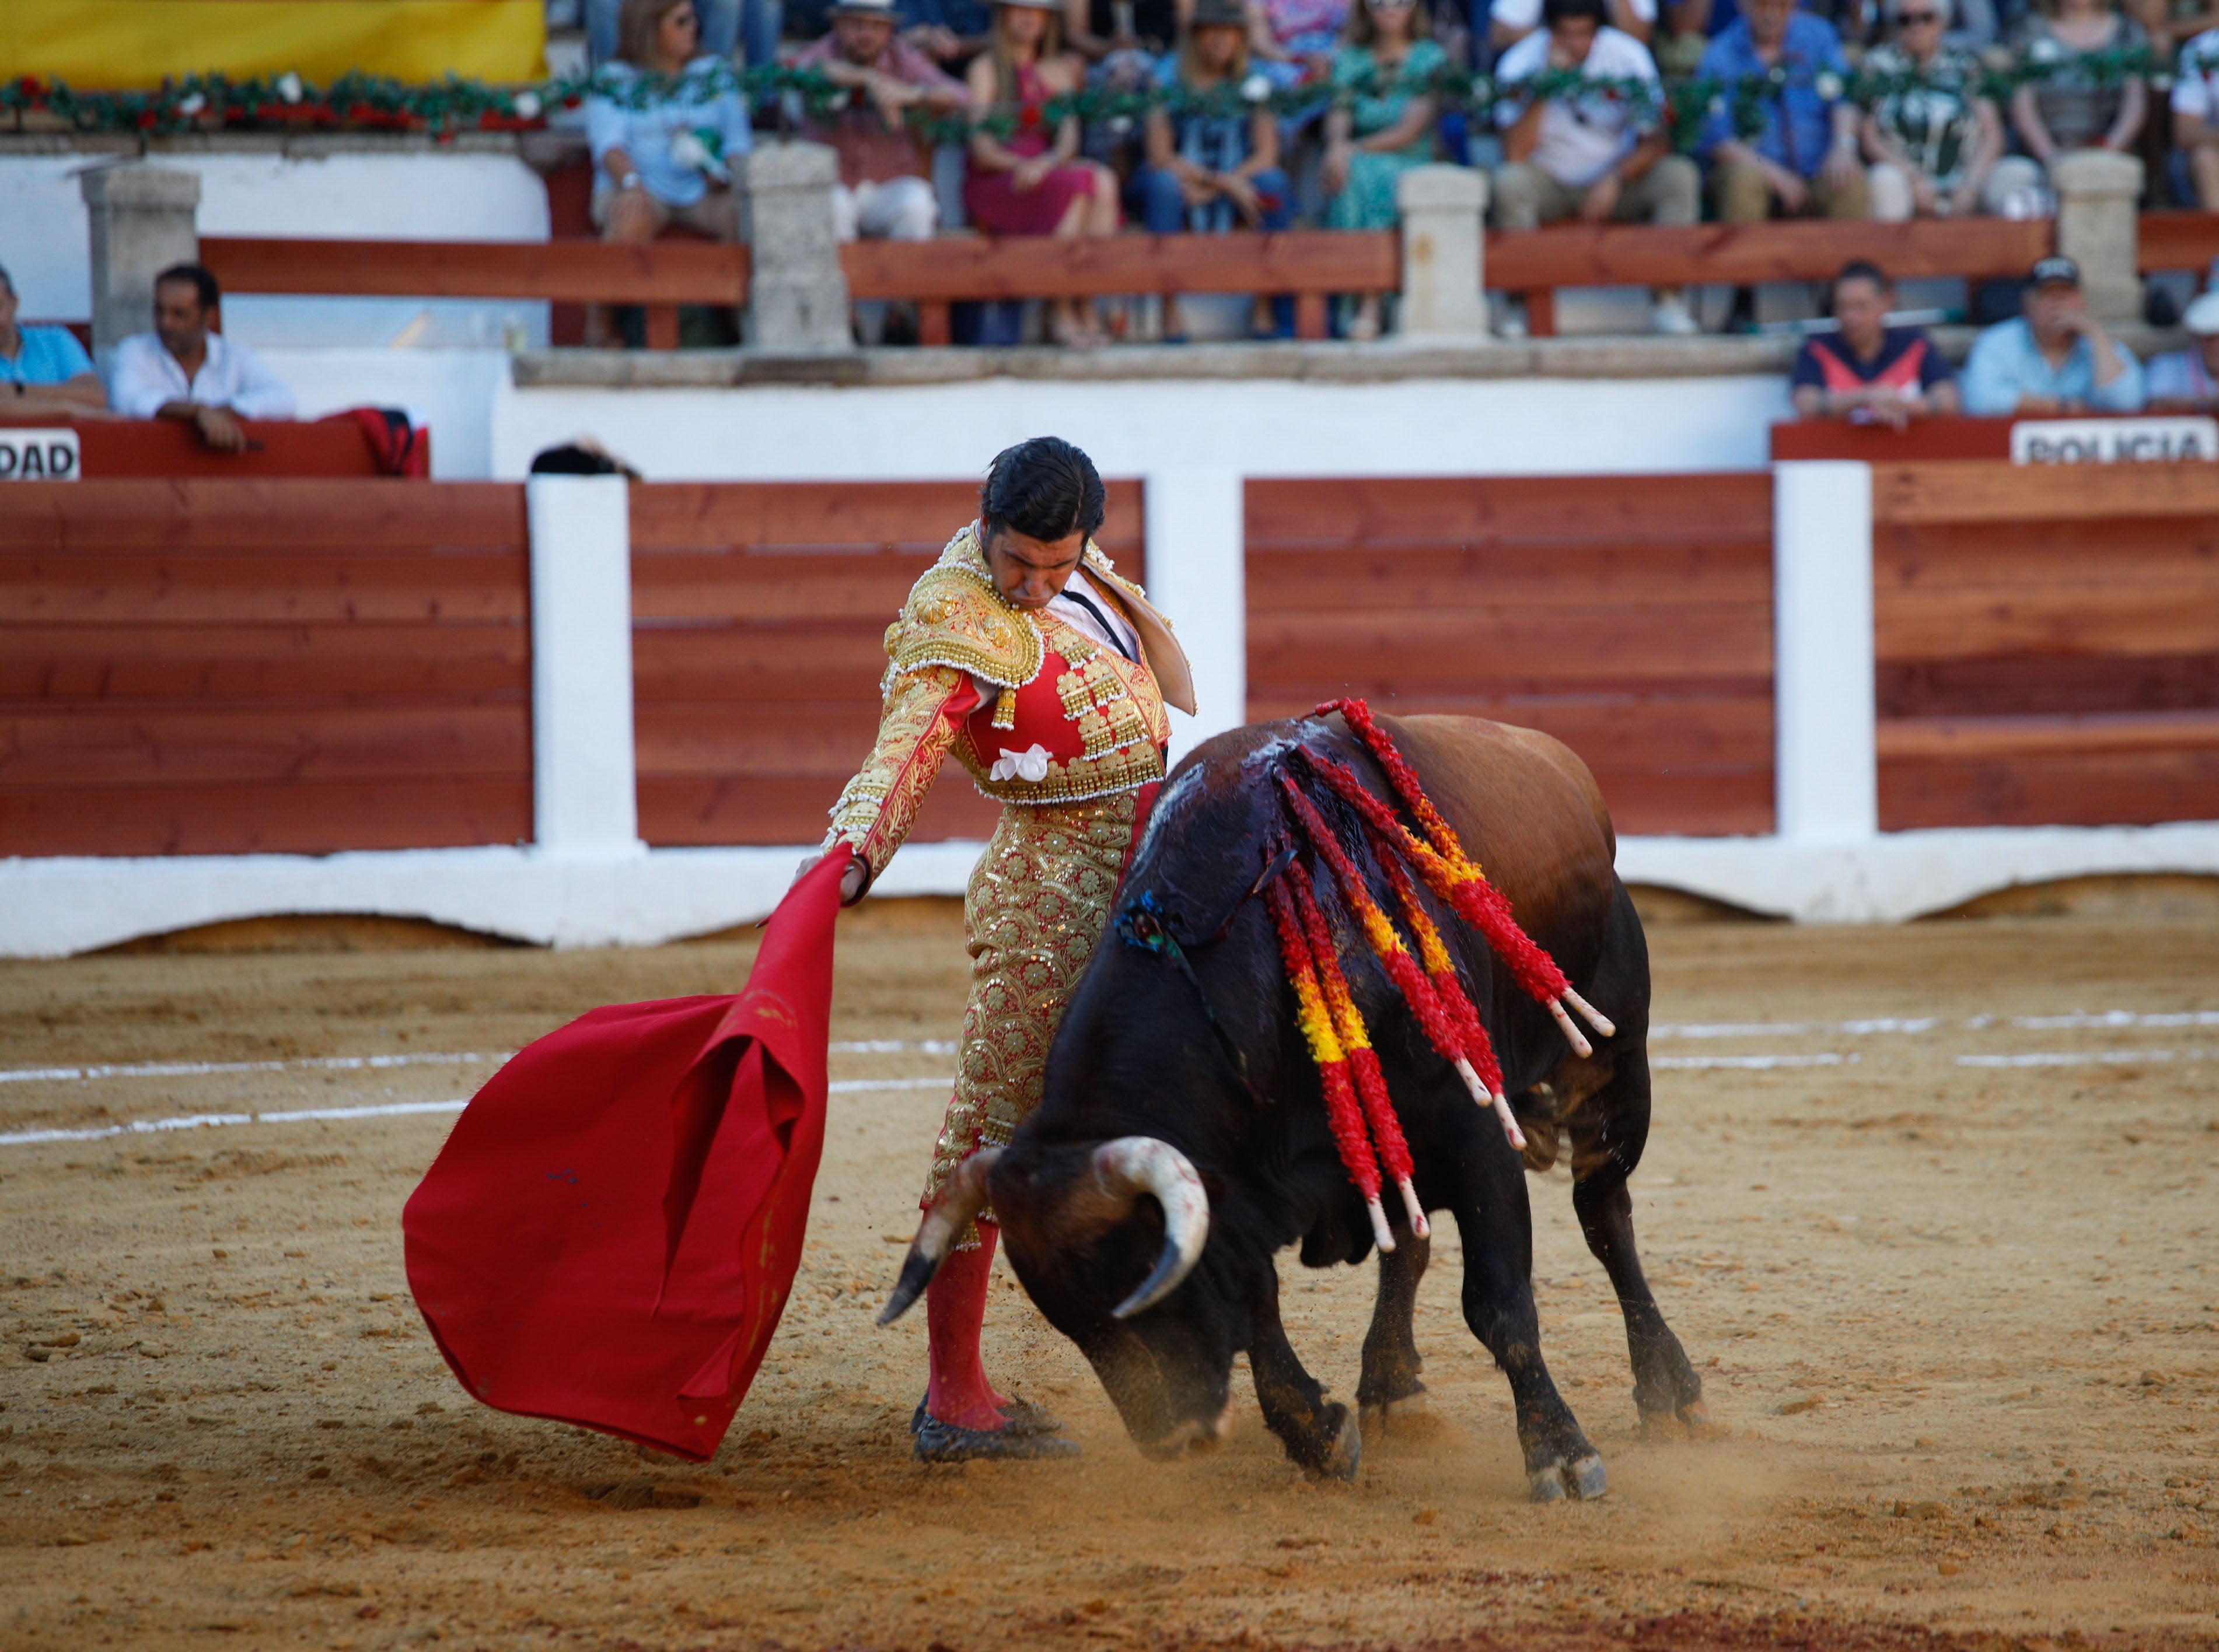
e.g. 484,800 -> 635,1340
883,525 -> 1044,690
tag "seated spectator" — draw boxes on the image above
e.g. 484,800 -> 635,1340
0,263 -> 106,418
108,264 -> 293,452
2145,290 -> 2219,408
2007,0 -> 2148,184
1962,255 -> 2145,413
1247,0 -> 1351,73
586,0 -> 752,344
1066,0 -> 1188,58
1862,0 -> 2040,218
964,0 -> 1123,345
1137,0 -> 1296,338
1791,261 -> 1961,425
1697,0 -> 1867,227
1492,0 -> 1699,335
1323,0 -> 1448,339
2130,0 -> 2217,54
590,0 -> 756,68
794,0 -> 970,246
1490,0 -> 1651,51
2171,24 -> 2219,209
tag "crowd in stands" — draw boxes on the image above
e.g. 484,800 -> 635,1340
1788,253 -> 2219,417
574,0 -> 2219,342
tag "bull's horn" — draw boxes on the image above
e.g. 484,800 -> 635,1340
876,1147 -> 1002,1327
1094,1137 -> 1210,1320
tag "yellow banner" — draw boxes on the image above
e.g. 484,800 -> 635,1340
2,0 -> 547,89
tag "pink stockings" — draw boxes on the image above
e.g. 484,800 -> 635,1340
924,1218 -> 1009,1430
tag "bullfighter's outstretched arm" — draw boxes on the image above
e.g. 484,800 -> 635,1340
824,663 -> 981,890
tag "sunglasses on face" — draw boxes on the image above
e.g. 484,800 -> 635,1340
1895,9 -> 1940,20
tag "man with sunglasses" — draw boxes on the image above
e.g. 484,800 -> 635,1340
1859,0 -> 2038,219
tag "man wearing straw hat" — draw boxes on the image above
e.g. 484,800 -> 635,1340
793,0 -> 970,246
801,437 -> 1194,1462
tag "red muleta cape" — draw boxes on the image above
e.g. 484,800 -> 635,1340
402,855 -> 846,1462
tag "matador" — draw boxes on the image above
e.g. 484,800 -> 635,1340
812,437 -> 1195,1462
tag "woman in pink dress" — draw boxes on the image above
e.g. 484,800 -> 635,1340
963,0 -> 1123,345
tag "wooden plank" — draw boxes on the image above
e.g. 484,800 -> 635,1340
0,415 -> 394,480
1524,289 -> 1557,339
645,303 -> 680,350
0,480 -> 526,551
1580,769 -> 1775,837
0,778 -> 531,858
1874,578 -> 2219,662
1876,709 -> 2219,761
635,704 -> 884,777
632,631 -> 893,702
919,302 -> 952,346
1487,216 -> 2048,291
201,237 -> 750,305
0,624 -> 528,701
632,562 -> 930,623
1873,460 -> 2219,524
2137,211 -> 2219,274
1248,541 -> 1774,610
1247,693 -> 1773,767
840,232 -> 1396,302
1876,519 -> 2219,593
0,705 -> 527,788
1295,292 -> 1327,341
1248,604 -> 1775,684
1245,474 -> 1774,544
637,769 -> 999,846
1880,748 -> 2219,830
1,555 -> 530,625
1877,652 -> 2219,719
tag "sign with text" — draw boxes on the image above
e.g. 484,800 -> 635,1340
2010,416 -> 2219,465
0,427 -> 81,481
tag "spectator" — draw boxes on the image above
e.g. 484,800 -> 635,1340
2007,0 -> 2149,180
1791,261 -> 1961,425
589,0 -> 779,79
1699,0 -> 1867,225
1490,0 -> 1651,51
1862,0 -> 2039,217
1323,0 -> 1448,339
900,0 -> 996,61
0,262 -> 106,418
1067,0 -> 1190,58
2125,0 -> 2210,54
1136,0 -> 1295,338
795,0 -> 970,246
2145,289 -> 2219,407
1247,0 -> 1351,71
964,0 -> 1123,345
1492,0 -> 1699,335
586,0 -> 753,341
2171,23 -> 2219,208
107,264 -> 293,453
1962,254 -> 2144,412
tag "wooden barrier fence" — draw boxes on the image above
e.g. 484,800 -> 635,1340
628,480 -> 1147,846
1244,474 -> 1777,836
0,481 -> 532,857
1871,461 -> 2219,831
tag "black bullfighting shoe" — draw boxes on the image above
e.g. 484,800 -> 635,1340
913,1410 -> 1081,1463
911,1394 -> 1067,1438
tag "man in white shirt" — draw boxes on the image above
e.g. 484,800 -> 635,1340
107,264 -> 295,453
1489,0 -> 1651,48
1491,0 -> 1700,335
2174,27 -> 2219,211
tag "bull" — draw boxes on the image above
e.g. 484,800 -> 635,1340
882,710 -> 1707,1499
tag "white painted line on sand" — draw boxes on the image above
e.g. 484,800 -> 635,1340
2010,1011 -> 2219,1031
0,1052 -> 502,1086
1653,1052 -> 1858,1070
1956,1048 -> 2209,1069
1652,1019 -> 1935,1040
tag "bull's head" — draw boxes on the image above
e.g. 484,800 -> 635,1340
879,1135 -> 1240,1455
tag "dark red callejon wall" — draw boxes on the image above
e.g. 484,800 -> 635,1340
1244,475 -> 1777,839
0,480 -> 532,858
629,481 -> 1147,848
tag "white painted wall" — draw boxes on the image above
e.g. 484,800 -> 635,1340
3,149 -> 551,347
258,348 -> 513,480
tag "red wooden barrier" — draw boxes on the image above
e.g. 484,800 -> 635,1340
1872,462 -> 2219,829
629,480 -> 1147,847
1245,474 -> 1776,836
0,480 -> 530,857
0,414 -> 424,478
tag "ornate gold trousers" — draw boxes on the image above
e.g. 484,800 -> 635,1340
923,791 -> 1138,1212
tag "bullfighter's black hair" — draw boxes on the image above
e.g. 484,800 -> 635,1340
980,436 -> 1106,547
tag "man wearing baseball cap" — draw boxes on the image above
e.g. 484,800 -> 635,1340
2145,291 -> 2219,411
1962,256 -> 2145,416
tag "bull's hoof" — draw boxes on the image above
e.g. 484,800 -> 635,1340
1311,1404 -> 1361,1482
1681,1399 -> 1728,1441
1358,1384 -> 1428,1434
1528,1453 -> 1607,1502
1528,1468 -> 1567,1503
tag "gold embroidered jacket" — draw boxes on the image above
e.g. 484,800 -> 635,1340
826,524 -> 1197,881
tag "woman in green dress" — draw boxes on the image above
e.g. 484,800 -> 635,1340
1321,0 -> 1445,337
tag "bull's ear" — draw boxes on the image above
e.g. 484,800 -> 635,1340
875,1148 -> 1002,1326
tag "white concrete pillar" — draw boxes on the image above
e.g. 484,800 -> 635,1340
80,164 -> 201,359
1773,460 -> 1876,841
739,141 -> 853,352
1141,468 -> 1246,762
2052,149 -> 2145,324
1396,166 -> 1490,341
527,474 -> 645,856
